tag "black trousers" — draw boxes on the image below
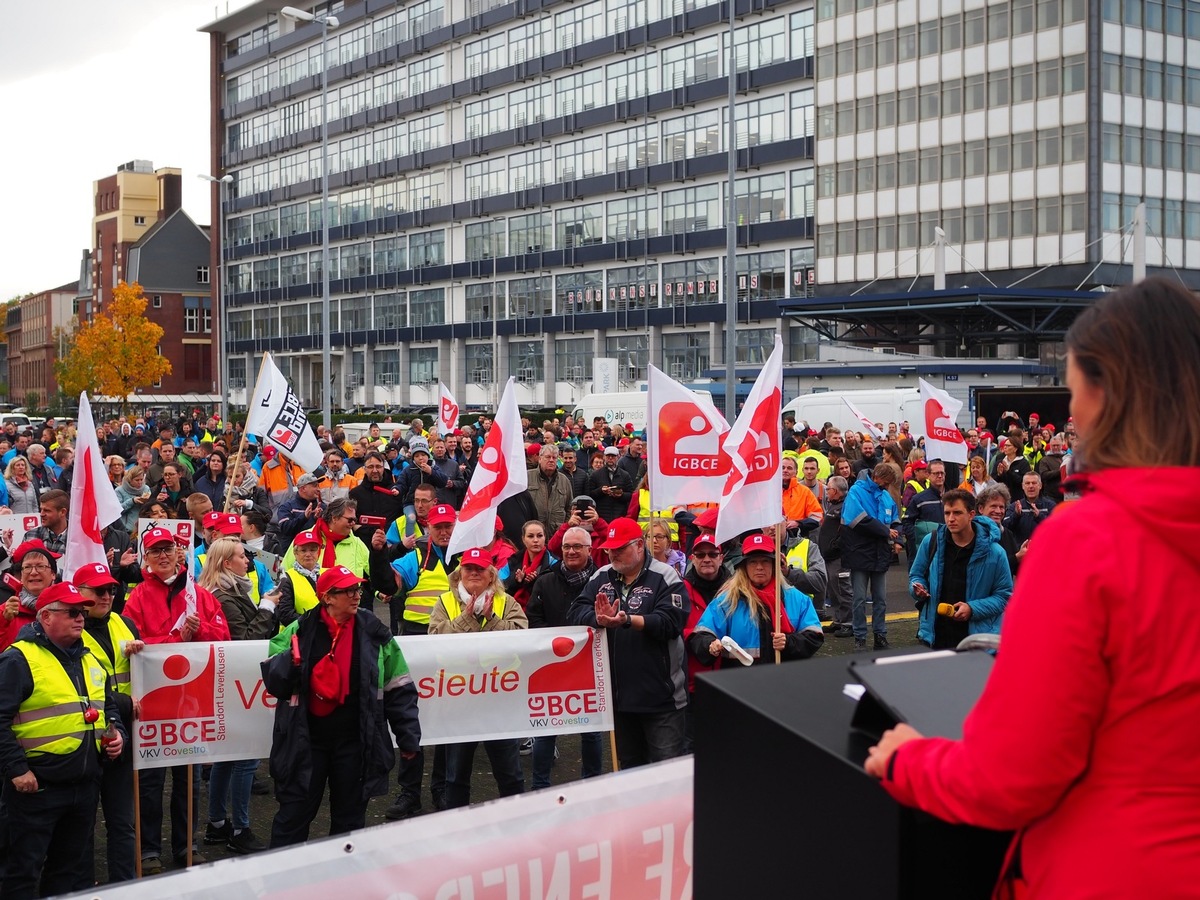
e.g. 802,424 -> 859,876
270,732 -> 366,848
444,740 -> 525,808
2,778 -> 100,900
88,752 -> 137,883
138,764 -> 200,861
396,620 -> 445,805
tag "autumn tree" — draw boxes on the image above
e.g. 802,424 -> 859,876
55,282 -> 171,413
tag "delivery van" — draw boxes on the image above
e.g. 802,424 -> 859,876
783,389 -> 927,436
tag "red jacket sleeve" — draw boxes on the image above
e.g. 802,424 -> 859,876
194,586 -> 232,642
881,510 -> 1111,830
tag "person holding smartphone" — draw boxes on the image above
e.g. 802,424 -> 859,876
548,496 -> 609,568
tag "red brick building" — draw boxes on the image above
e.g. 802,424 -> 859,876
8,282 -> 77,407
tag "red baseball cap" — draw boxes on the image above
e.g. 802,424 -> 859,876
35,581 -> 94,613
427,504 -> 457,526
214,513 -> 242,536
693,508 -> 718,531
460,547 -> 492,568
316,566 -> 364,594
624,423 -> 635,432
617,438 -> 630,448
293,529 -> 320,547
740,533 -> 777,558
202,511 -> 224,530
142,527 -> 177,548
691,535 -> 721,555
11,539 -> 61,566
912,459 -> 928,470
599,517 -> 644,550
72,563 -> 120,589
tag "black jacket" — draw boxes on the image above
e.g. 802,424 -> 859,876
350,472 -> 405,598
527,561 -> 596,628
262,609 -> 420,802
587,465 -> 635,523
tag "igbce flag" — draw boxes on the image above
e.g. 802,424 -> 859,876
647,365 -> 730,508
437,382 -> 459,437
842,397 -> 885,440
447,377 -> 528,557
715,335 -> 784,545
63,392 -> 124,580
244,352 -> 325,472
918,377 -> 968,464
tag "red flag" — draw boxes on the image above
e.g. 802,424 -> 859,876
64,393 -> 124,580
647,365 -> 729,508
715,336 -> 784,545
437,382 -> 459,437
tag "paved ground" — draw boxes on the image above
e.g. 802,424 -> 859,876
94,577 -> 920,884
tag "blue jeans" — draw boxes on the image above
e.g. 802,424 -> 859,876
613,709 -> 686,769
850,569 -> 888,640
531,733 -> 603,790
444,740 -> 525,808
207,758 -> 258,831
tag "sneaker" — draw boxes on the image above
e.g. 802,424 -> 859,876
251,776 -> 270,795
519,738 -> 534,756
384,793 -> 422,821
141,856 -> 163,875
853,638 -> 868,652
227,828 -> 266,855
204,821 -> 233,845
832,624 -> 854,638
874,635 -> 891,650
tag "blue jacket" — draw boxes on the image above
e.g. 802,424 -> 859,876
692,584 -> 822,659
841,478 -> 899,572
908,515 -> 1013,645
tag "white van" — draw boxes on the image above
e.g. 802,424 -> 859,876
571,390 -> 719,433
783,389 -> 927,437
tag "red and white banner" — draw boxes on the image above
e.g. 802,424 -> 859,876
842,397 -> 885,441
67,758 -> 693,900
63,392 -> 124,581
715,335 -> 784,545
646,365 -> 730,509
918,377 -> 968,464
447,376 -> 527,557
437,382 -> 459,437
0,514 -> 42,560
135,518 -> 193,565
131,626 -> 613,770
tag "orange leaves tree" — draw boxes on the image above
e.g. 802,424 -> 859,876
55,281 -> 171,413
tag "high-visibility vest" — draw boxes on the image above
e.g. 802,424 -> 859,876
438,589 -> 506,625
286,568 -> 320,617
784,538 -> 817,605
637,490 -> 679,541
80,616 -> 136,696
906,479 -> 925,496
405,545 -> 450,625
198,553 -> 262,604
10,641 -> 108,757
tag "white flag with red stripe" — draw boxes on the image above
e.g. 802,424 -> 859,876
715,336 -> 784,545
447,378 -> 528,557
647,365 -> 730,508
842,397 -> 885,441
437,382 -> 459,437
63,393 -> 124,580
918,378 -> 968,464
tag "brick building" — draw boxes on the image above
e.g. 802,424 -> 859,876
7,283 -> 78,407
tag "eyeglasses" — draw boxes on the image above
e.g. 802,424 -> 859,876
84,586 -> 117,597
339,515 -> 358,524
692,551 -> 721,560
650,533 -> 670,541
325,587 -> 360,598
46,606 -> 87,619
561,543 -> 590,551
144,545 -> 175,557
21,565 -> 52,573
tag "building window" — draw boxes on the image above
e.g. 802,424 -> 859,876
197,266 -> 210,284
737,252 -> 787,301
509,276 -> 553,317
606,195 -> 658,242
605,335 -> 649,381
509,340 -> 545,383
152,295 -> 162,308
510,212 -> 551,254
466,282 -> 505,322
555,203 -> 603,248
374,292 -> 407,329
409,230 -> 445,267
465,220 -> 507,261
661,332 -> 710,381
409,347 -> 438,386
605,264 -> 658,311
735,173 -> 788,224
134,216 -> 146,226
555,338 -> 594,383
662,184 -> 721,234
373,349 -> 400,386
373,237 -> 407,274
409,288 -> 445,326
662,258 -> 720,307
341,296 -> 369,331
466,344 -> 494,384
555,271 -> 604,315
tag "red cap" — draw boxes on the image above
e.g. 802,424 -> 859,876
460,547 -> 492,568
35,581 -> 94,613
912,459 -> 928,470
72,563 -> 120,589
617,438 -> 630,448
202,511 -> 224,530
599,517 -> 644,550
427,504 -> 456,526
293,529 -> 320,547
214,513 -> 242,536
316,566 -> 364,595
740,533 -> 777,558
11,539 -> 61,566
525,444 -> 540,457
624,423 -> 635,432
693,507 -> 718,531
691,535 -> 720,555
142,527 -> 177,548
1029,412 -> 1040,419
1042,423 -> 1055,432
261,445 -> 278,460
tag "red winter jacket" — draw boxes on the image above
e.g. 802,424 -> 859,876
123,566 -> 231,644
880,467 -> 1200,899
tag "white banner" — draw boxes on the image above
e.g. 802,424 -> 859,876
646,365 -> 729,509
0,513 -> 42,564
918,377 -> 968,464
437,382 -> 459,436
245,352 -> 325,472
135,518 -> 194,565
131,627 -> 613,770
64,758 -> 693,900
593,357 -> 618,394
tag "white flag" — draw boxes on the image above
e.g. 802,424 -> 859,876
647,365 -> 729,508
437,382 -> 459,437
715,336 -> 784,546
446,378 -> 528,557
842,398 -> 885,441
63,393 -> 125,580
244,352 -> 325,472
918,377 -> 968,464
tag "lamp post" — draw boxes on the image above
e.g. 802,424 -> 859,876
280,5 -> 339,430
198,172 -> 234,427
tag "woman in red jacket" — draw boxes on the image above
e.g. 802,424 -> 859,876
865,278 -> 1200,899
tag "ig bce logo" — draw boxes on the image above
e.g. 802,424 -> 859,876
527,631 -> 604,726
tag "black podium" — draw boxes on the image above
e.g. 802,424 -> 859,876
694,649 -> 1011,899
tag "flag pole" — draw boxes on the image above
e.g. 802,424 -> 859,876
774,520 -> 783,665
609,730 -> 620,773
224,354 -> 271,512
186,764 -> 194,867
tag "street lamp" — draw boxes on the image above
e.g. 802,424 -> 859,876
198,172 -> 234,427
279,5 -> 339,429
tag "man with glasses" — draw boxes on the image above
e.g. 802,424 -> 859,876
680,535 -> 726,750
78,562 -> 144,885
281,499 -> 370,600
123,528 -> 230,873
0,580 -> 126,897
903,459 -> 948,564
0,540 -> 61,652
568,518 -> 689,769
527,526 -> 603,788
271,474 -> 325,553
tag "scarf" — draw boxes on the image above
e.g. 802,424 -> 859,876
293,562 -> 321,582
308,606 -> 354,717
456,580 -> 493,618
315,519 -> 349,568
19,589 -> 38,613
753,582 -> 794,634
563,559 -> 597,589
511,548 -> 547,609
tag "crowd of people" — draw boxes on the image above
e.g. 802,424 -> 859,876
0,343 -> 1098,895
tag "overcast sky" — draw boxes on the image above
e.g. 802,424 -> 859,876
0,0 -> 251,300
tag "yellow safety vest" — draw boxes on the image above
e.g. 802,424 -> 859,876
906,479 -> 925,496
637,490 -> 679,541
405,545 -> 450,625
10,641 -> 108,757
286,568 -> 321,617
784,539 -> 816,604
438,589 -> 506,626
80,616 -> 136,696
